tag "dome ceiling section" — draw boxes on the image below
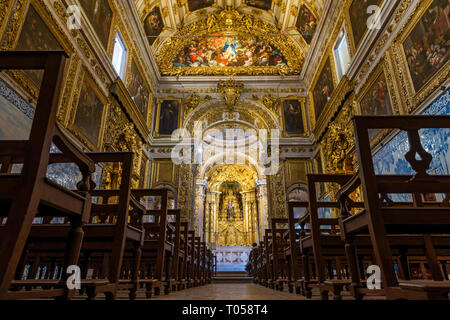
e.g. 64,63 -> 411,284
206,164 -> 259,192
184,99 -> 279,133
156,8 -> 304,76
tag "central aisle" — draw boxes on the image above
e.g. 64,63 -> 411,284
149,284 -> 309,300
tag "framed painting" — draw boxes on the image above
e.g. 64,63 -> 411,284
296,4 -> 318,45
143,6 -> 164,46
14,4 -> 63,86
401,0 -> 450,93
172,34 -> 287,68
311,57 -> 335,121
357,63 -> 395,141
245,0 -> 272,10
78,0 -> 113,49
126,58 -> 150,124
359,69 -> 393,117
280,97 -> 308,137
72,75 -> 106,149
154,98 -> 182,137
188,0 -> 215,12
347,0 -> 383,50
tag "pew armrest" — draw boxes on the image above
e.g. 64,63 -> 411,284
336,172 -> 360,201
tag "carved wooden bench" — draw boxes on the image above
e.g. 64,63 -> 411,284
0,51 -> 95,300
339,116 -> 450,300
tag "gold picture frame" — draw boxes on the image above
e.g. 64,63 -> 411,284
125,54 -> 153,128
391,0 -> 450,113
355,58 -> 400,146
280,96 -> 309,137
308,51 -> 338,130
355,59 -> 398,116
344,0 -> 386,54
156,8 -> 303,76
69,70 -> 108,150
153,97 -> 182,138
7,0 -> 75,104
78,0 -> 116,52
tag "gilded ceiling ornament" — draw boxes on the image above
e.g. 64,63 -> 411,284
217,79 -> 244,110
183,93 -> 213,121
156,8 -> 303,76
261,93 -> 279,114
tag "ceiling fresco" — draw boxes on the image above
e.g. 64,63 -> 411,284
156,8 -> 304,76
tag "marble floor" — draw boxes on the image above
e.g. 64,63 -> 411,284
150,283 -> 310,300
73,283 -> 386,300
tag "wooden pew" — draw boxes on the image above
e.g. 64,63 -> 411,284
250,246 -> 259,283
173,221 -> 189,290
263,229 -> 274,288
0,51 -> 96,300
132,189 -> 171,298
200,242 -> 207,285
296,174 -> 377,300
186,230 -> 196,288
270,218 -> 290,291
257,242 -> 268,286
14,152 -> 145,300
166,209 -> 181,292
339,115 -> 450,300
285,201 -> 308,294
193,236 -> 201,287
207,249 -> 214,283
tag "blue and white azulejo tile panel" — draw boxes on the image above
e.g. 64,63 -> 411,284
372,89 -> 450,201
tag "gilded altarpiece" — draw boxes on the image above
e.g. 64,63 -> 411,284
267,161 -> 287,218
102,104 -> 144,188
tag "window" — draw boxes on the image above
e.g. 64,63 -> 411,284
112,32 -> 127,80
333,30 -> 351,81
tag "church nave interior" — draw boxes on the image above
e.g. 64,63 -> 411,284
0,0 -> 449,303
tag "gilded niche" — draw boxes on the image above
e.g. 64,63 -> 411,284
156,8 -> 303,76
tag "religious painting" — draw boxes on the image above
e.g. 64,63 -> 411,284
245,0 -> 272,10
172,34 -> 287,68
188,0 -> 215,12
126,59 -> 150,121
143,6 -> 164,46
78,0 -> 113,49
281,98 -> 307,136
155,98 -> 181,136
15,5 -> 62,86
296,5 -> 318,45
73,79 -> 105,147
349,0 -> 383,48
0,80 -> 33,140
312,58 -> 335,120
360,72 -> 393,116
402,0 -> 450,92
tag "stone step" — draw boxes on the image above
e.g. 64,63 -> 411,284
212,271 -> 253,283
212,277 -> 254,284
216,271 -> 248,277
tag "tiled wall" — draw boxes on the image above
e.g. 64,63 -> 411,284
373,89 -> 450,176
372,89 -> 450,201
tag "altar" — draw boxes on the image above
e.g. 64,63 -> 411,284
213,246 -> 252,271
